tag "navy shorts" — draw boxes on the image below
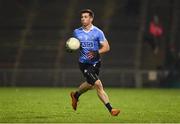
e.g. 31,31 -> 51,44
79,61 -> 101,85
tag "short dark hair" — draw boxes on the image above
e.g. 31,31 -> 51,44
80,9 -> 94,18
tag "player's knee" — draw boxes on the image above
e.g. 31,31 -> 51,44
89,85 -> 94,90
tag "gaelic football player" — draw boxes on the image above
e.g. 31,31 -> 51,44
69,9 -> 120,116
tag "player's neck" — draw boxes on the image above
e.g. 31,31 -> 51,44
82,24 -> 93,31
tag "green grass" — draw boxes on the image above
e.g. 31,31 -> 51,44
0,87 -> 180,123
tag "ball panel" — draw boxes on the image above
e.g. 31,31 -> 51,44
66,37 -> 80,50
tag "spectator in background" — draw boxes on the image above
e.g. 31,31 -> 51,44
144,15 -> 164,55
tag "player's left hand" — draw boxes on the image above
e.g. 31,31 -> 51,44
87,50 -> 99,60
65,44 -> 73,53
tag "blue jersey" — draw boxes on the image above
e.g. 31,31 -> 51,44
73,25 -> 107,64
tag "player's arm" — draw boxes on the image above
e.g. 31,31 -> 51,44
99,40 -> 110,54
87,41 -> 110,59
87,30 -> 110,59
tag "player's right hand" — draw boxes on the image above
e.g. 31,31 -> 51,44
87,50 -> 99,60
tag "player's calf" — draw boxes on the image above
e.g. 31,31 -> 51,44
94,80 -> 120,116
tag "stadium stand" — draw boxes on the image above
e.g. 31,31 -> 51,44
0,0 -> 179,87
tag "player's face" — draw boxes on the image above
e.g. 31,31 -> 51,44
81,13 -> 93,26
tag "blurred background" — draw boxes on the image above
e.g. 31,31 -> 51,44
0,0 -> 179,88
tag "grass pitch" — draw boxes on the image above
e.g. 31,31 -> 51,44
0,87 -> 180,123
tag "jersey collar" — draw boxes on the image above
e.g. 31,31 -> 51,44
82,25 -> 94,33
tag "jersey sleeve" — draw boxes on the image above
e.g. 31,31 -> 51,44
98,30 -> 107,43
73,30 -> 77,38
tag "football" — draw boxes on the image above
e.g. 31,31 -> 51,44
66,37 -> 80,51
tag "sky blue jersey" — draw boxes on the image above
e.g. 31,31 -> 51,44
73,25 -> 107,64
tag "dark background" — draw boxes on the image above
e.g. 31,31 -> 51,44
0,0 -> 180,88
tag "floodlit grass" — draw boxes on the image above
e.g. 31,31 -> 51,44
0,87 -> 180,123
